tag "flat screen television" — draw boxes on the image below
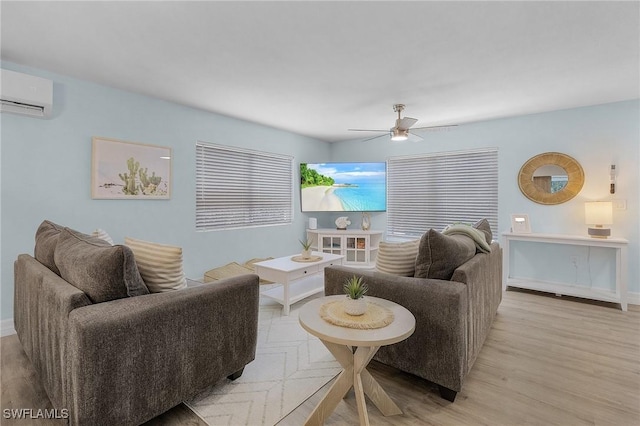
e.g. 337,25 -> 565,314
300,162 -> 386,212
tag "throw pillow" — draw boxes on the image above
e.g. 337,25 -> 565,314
92,228 -> 114,245
414,229 -> 476,280
54,228 -> 149,303
375,240 -> 420,276
125,237 -> 187,292
34,220 -> 65,275
473,218 -> 493,244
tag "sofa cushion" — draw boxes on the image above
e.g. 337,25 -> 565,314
54,228 -> 149,303
414,229 -> 476,280
34,220 -> 65,275
125,237 -> 187,292
473,218 -> 493,244
375,240 -> 420,276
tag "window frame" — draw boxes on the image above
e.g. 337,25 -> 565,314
195,141 -> 294,231
386,147 -> 499,239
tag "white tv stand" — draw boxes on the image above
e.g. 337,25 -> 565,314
502,232 -> 629,311
306,229 -> 382,268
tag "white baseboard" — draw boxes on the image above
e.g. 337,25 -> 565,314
627,292 -> 640,307
1,318 -> 16,337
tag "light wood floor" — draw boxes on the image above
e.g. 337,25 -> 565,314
2,289 -> 639,425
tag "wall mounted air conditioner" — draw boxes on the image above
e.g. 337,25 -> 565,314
1,69 -> 53,118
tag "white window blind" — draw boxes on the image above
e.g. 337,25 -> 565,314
387,148 -> 498,238
196,142 -> 294,231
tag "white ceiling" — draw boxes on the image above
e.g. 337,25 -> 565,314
2,1 -> 638,142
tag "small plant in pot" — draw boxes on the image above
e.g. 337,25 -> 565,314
299,239 -> 313,259
343,275 -> 368,316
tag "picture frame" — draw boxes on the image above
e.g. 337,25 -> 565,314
510,214 -> 531,233
91,137 -> 171,199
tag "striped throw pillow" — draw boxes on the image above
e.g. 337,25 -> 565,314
92,228 -> 114,245
375,239 -> 420,276
124,237 -> 187,292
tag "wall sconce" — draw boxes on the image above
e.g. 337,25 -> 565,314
585,201 -> 613,238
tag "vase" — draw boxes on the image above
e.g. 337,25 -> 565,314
343,297 -> 367,316
301,249 -> 312,259
361,213 -> 371,231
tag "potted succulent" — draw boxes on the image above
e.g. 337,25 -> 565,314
343,275 -> 368,316
299,239 -> 313,259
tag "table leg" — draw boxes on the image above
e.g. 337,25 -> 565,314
305,341 -> 402,426
283,279 -> 290,316
304,367 -> 354,426
360,368 -> 402,416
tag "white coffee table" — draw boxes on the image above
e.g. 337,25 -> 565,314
254,252 -> 343,315
299,295 -> 416,426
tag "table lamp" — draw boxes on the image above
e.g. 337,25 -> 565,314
584,201 -> 613,238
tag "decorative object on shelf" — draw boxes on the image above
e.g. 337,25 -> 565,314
335,216 -> 351,230
518,152 -> 584,205
299,239 -> 313,259
610,164 -> 616,194
361,212 -> 371,230
342,275 -> 368,316
510,214 -> 531,234
92,136 -> 171,200
308,217 -> 318,230
585,201 -> 613,238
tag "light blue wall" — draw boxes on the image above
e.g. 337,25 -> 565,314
0,63 -> 330,320
328,100 -> 640,295
2,62 -> 638,322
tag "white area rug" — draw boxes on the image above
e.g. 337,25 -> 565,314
186,300 -> 341,426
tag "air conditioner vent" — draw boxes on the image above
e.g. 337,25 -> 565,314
0,99 -> 47,117
0,69 -> 53,118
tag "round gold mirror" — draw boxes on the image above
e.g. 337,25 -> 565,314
518,152 -> 584,205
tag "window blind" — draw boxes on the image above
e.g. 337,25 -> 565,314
387,148 -> 498,239
196,142 -> 294,231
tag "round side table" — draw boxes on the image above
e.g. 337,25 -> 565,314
299,295 -> 416,426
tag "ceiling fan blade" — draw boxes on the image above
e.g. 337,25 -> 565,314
348,128 -> 390,133
407,131 -> 424,142
361,133 -> 390,142
411,124 -> 458,131
397,117 -> 418,130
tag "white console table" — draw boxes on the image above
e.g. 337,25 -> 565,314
502,232 -> 629,311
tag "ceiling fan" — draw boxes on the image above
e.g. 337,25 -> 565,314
348,104 -> 457,142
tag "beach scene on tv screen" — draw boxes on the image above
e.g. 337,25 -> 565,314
301,162 -> 386,211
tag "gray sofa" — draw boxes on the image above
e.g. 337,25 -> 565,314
14,221 -> 259,425
324,226 -> 502,402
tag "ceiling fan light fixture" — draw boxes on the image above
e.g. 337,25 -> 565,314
391,128 -> 408,141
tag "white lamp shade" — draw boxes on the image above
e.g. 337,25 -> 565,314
584,201 -> 613,225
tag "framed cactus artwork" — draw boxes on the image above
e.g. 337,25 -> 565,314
91,137 -> 172,199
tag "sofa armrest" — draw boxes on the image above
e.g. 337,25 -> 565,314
66,274 -> 259,426
14,254 -> 92,409
451,242 -> 503,369
325,266 -> 468,391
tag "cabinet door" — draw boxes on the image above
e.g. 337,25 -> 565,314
321,235 -> 342,255
345,236 -> 369,264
